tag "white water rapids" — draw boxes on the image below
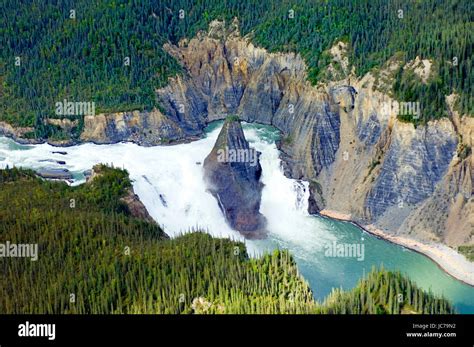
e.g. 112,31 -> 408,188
0,123 -> 333,256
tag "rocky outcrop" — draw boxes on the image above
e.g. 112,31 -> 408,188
80,109 -> 190,145
203,118 -> 266,239
46,118 -> 79,132
120,188 -> 158,224
0,122 -> 41,144
35,168 -> 73,180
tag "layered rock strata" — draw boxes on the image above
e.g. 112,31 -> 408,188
203,118 -> 266,239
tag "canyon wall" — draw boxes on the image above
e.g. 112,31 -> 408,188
68,19 -> 474,249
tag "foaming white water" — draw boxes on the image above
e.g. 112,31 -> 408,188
0,128 -> 242,241
0,124 -> 336,255
243,127 -> 336,257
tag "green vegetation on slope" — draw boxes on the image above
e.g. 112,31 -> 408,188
0,167 -> 454,314
458,245 -> 474,262
1,0 -> 472,138
322,267 -> 454,314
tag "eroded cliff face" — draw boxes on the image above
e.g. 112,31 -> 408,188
0,122 -> 39,144
79,19 -> 472,248
398,101 -> 474,246
80,109 -> 188,145
203,118 -> 266,239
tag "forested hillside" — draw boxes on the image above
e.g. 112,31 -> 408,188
1,0 -> 472,139
321,267 -> 454,314
0,166 -> 454,314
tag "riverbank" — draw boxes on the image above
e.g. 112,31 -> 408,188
318,209 -> 474,287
